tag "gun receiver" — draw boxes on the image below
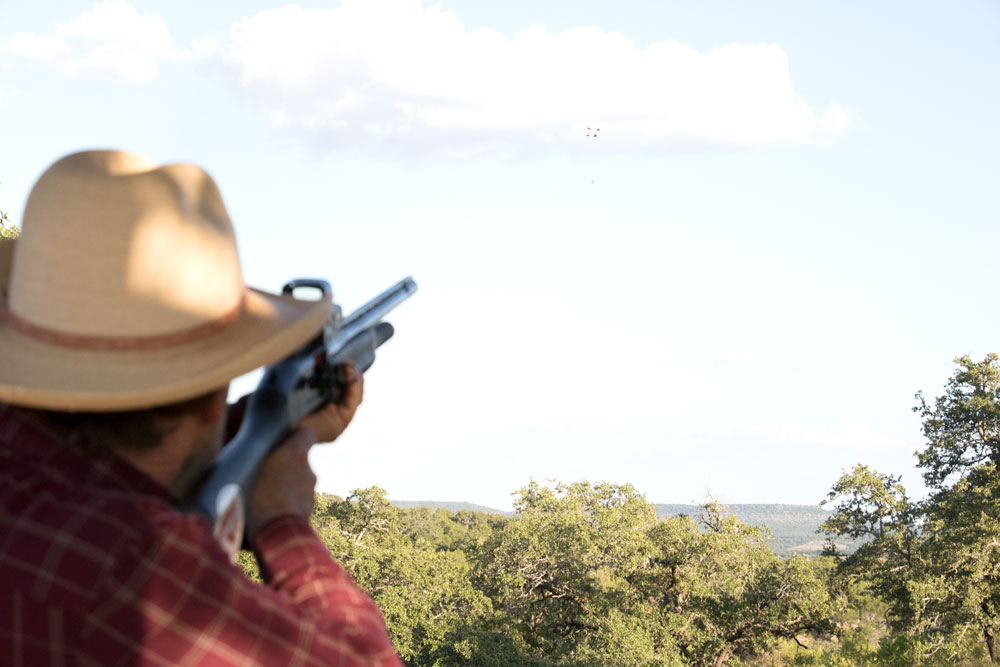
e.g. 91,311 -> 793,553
179,277 -> 417,558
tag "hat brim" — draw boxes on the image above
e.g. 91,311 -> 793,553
0,286 -> 331,411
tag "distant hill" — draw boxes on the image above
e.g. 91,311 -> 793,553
390,501 -> 853,557
391,500 -> 514,515
653,503 -> 855,557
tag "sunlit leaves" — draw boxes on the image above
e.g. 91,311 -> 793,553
0,209 -> 17,239
915,353 -> 1000,490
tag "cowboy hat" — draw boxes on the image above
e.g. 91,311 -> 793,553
0,150 -> 332,411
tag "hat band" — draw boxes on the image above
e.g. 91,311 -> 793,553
3,292 -> 248,351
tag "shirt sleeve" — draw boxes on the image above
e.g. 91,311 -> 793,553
84,508 -> 403,667
253,515 -> 398,650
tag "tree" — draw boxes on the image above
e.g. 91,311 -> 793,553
915,354 -> 1000,488
914,354 -> 1000,662
654,501 -> 837,666
310,489 -> 494,666
822,355 -> 1000,663
820,465 -> 921,629
821,465 -> 914,543
475,482 -> 837,666
475,480 -> 678,665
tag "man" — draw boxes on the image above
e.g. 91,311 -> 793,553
0,150 -> 403,665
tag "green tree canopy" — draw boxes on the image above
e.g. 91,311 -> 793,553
822,355 -> 1000,663
914,355 -> 1000,663
915,353 -> 1000,490
474,482 -> 836,666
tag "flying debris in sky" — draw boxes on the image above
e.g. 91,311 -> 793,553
585,127 -> 601,185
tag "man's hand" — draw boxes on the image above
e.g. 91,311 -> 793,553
298,362 -> 364,444
246,426 -> 318,539
246,363 -> 364,538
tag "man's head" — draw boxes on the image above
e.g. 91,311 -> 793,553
0,150 -> 332,411
33,386 -> 231,497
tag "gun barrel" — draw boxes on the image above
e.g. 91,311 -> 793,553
332,276 -> 418,350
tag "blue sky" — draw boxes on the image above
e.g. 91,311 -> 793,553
1,1 -> 997,509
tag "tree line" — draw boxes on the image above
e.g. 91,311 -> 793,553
230,373 -> 994,662
5,192 -> 993,662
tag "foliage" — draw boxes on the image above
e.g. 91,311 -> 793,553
239,483 -> 848,665
820,464 -> 920,634
910,355 -> 1000,663
309,489 -> 496,665
656,502 -> 838,666
0,207 -> 17,239
475,480 -> 679,665
237,549 -> 262,583
821,355 -> 1000,663
230,354 -> 1000,664
654,504 -> 859,557
915,354 -> 1000,489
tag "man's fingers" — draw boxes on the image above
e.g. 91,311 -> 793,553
293,363 -> 364,444
337,362 -> 358,385
338,362 -> 364,410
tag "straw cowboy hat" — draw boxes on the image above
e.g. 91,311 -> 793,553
0,150 -> 332,411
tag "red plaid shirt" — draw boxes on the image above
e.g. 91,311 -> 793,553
0,405 -> 403,666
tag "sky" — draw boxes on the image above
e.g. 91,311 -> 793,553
1,0 -> 998,510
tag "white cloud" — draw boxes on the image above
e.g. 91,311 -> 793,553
7,1 -> 173,84
6,0 -> 855,157
204,0 -> 856,158
764,422 -> 913,451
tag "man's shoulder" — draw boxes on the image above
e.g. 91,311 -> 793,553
0,463 -> 216,610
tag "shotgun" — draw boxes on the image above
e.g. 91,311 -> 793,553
180,276 -> 417,559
